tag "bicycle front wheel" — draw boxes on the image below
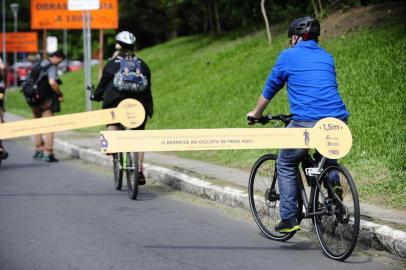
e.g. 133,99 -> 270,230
113,153 -> 123,190
126,152 -> 139,200
313,165 -> 360,261
248,154 -> 301,241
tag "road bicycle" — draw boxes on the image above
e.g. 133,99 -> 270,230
247,114 -> 360,261
90,85 -> 140,200
111,129 -> 140,200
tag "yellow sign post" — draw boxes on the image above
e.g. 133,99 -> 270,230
100,118 -> 352,159
0,99 -> 145,140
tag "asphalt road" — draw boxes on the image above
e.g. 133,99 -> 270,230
0,140 -> 401,270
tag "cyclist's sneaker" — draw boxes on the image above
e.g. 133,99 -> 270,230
33,150 -> 44,160
0,148 -> 8,160
138,171 -> 146,185
275,217 -> 301,233
45,154 -> 59,163
332,183 -> 343,201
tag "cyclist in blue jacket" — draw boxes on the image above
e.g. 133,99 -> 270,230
247,17 -> 349,233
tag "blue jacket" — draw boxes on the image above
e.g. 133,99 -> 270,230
262,40 -> 349,121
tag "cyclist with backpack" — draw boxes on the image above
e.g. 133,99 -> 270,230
92,31 -> 153,185
0,56 -> 8,160
247,17 -> 349,233
27,50 -> 66,162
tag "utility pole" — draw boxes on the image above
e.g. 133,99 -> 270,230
68,0 -> 99,111
82,10 -> 92,111
2,0 -> 6,66
10,3 -> 19,88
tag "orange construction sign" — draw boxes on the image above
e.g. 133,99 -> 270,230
31,0 -> 118,30
0,32 -> 38,53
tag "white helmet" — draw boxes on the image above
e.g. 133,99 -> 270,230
115,31 -> 136,49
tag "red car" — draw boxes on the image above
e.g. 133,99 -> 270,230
6,69 -> 14,87
14,61 -> 33,84
68,60 -> 83,72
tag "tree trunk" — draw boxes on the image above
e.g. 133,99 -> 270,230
260,0 -> 272,44
317,0 -> 324,12
213,0 -> 222,34
203,4 -> 209,33
206,0 -> 214,33
311,0 -> 319,18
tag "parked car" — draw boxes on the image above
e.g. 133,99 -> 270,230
68,60 -> 83,72
56,60 -> 82,76
12,61 -> 33,85
6,69 -> 14,87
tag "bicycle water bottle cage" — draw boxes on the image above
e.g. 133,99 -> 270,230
305,167 -> 322,177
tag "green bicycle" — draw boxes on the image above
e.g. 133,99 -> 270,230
112,126 -> 140,200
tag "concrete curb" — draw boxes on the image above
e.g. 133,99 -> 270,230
54,138 -> 406,259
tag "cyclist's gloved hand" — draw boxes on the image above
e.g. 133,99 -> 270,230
89,85 -> 103,102
247,111 -> 261,125
247,116 -> 256,125
91,94 -> 103,102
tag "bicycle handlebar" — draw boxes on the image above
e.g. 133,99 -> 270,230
87,84 -> 96,101
247,114 -> 292,126
87,84 -> 95,92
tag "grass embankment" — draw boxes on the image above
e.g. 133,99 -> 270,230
6,23 -> 405,208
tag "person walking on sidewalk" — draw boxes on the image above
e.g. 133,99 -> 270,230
247,16 -> 349,233
0,56 -> 8,160
92,31 -> 153,185
32,50 -> 66,163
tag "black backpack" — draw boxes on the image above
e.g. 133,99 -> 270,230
113,57 -> 148,93
21,63 -> 52,106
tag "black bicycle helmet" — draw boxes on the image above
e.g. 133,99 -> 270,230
288,16 -> 320,38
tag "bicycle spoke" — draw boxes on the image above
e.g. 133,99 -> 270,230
113,153 -> 123,190
249,154 -> 301,241
313,165 -> 360,261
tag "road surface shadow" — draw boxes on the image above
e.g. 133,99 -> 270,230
114,186 -> 159,201
144,241 -> 317,251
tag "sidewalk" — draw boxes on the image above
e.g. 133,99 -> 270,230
4,113 -> 406,258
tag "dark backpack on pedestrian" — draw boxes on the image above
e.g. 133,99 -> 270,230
21,63 -> 52,106
113,56 -> 148,93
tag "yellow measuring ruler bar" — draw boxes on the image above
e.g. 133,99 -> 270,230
100,118 -> 352,159
0,99 -> 145,140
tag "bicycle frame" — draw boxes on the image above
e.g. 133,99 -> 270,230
296,154 -> 350,220
121,152 -> 137,170
296,155 -> 328,219
118,125 -> 137,171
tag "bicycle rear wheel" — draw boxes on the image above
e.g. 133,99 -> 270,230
248,154 -> 302,241
113,153 -> 123,190
126,152 -> 139,200
313,165 -> 360,261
